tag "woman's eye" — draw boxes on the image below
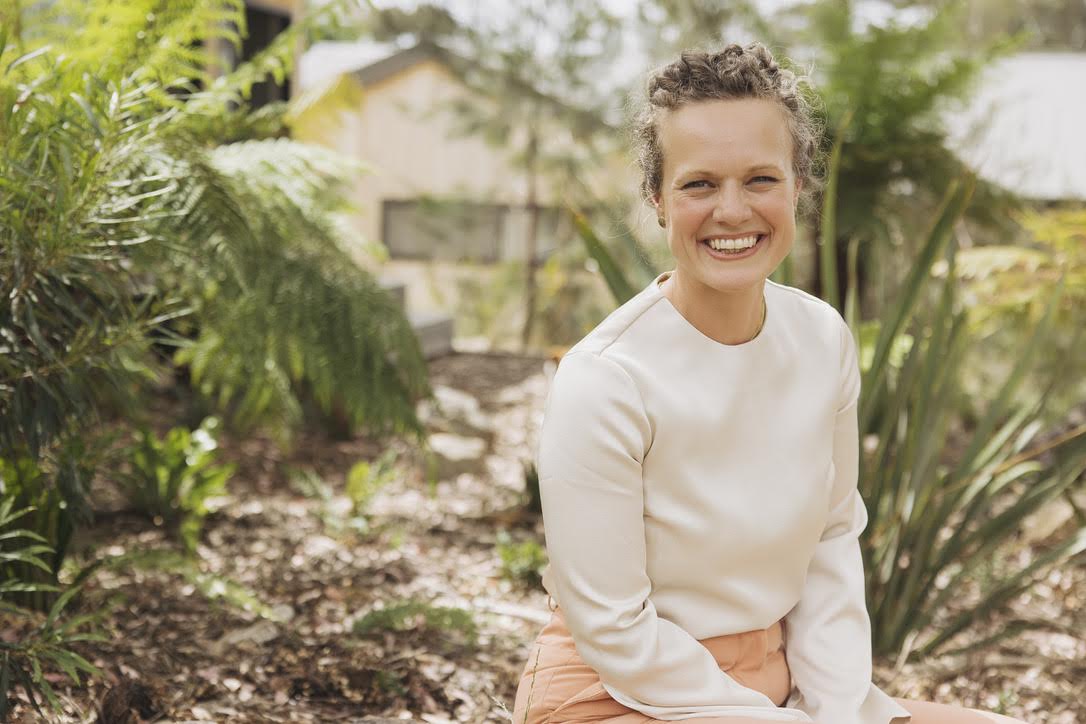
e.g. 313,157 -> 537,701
751,176 -> 778,184
682,180 -> 710,189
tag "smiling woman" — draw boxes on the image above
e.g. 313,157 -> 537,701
655,97 -> 799,345
511,44 -> 1030,724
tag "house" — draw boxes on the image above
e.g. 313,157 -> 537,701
294,42 -> 582,262
207,9 -> 459,357
292,41 -> 620,349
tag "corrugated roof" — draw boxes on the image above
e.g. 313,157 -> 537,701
948,52 -> 1086,202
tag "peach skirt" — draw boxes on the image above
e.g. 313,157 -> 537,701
512,607 -> 790,724
511,608 -> 1029,724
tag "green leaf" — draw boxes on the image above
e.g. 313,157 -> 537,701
5,45 -> 51,74
570,208 -> 639,305
819,110 -> 852,311
859,177 -> 974,434
920,529 -> 1086,656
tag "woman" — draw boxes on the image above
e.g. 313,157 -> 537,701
511,45 -> 1027,724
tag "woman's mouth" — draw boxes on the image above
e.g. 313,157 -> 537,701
699,234 -> 766,260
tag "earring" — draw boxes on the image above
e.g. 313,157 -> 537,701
657,216 -> 666,228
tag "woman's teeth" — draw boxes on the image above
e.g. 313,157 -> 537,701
705,235 -> 760,253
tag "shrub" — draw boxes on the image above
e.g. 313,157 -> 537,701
0,501 -> 104,721
118,418 -> 234,552
0,459 -> 78,611
0,0 -> 430,473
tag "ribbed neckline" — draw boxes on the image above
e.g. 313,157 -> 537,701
650,270 -> 774,350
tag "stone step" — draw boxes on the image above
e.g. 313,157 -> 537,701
379,277 -> 453,359
378,278 -> 407,310
408,309 -> 454,360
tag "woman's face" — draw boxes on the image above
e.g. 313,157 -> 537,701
654,98 -> 799,297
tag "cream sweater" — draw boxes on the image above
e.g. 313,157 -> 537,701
537,271 -> 910,723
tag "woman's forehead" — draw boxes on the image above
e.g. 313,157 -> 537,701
659,98 -> 793,175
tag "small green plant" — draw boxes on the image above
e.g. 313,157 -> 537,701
289,449 -> 398,537
289,466 -> 364,534
353,599 -> 478,650
345,448 -> 399,517
0,501 -> 104,721
0,499 -> 59,603
119,417 -> 234,552
496,531 -> 547,588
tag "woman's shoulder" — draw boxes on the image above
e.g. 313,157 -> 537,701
766,279 -> 848,335
565,279 -> 668,359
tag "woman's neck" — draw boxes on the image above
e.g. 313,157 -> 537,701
660,271 -> 767,346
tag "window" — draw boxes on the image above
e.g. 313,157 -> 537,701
383,199 -> 568,263
384,199 -> 503,262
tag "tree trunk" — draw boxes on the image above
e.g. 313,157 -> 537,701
521,128 -> 540,350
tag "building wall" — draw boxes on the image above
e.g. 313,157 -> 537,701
292,59 -> 592,320
312,60 -> 548,248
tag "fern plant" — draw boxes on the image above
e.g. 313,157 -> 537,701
0,0 -> 430,470
0,0 -> 429,600
345,448 -> 399,518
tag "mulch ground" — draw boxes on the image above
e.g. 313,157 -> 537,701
5,352 -> 1083,723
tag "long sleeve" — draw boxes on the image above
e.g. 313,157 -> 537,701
538,350 -> 811,722
783,318 -> 910,724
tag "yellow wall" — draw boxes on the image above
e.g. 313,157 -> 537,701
297,59 -> 555,250
290,53 -> 641,325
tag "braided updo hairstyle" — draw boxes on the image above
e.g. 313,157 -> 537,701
634,43 -> 819,204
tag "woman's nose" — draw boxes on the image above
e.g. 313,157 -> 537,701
712,184 -> 753,225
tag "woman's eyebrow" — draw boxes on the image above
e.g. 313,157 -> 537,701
676,164 -> 785,179
746,164 -> 785,175
675,168 -> 718,179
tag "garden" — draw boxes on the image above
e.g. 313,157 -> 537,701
1,1 -> 1084,722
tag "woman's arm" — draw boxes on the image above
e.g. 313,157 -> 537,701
539,350 -> 810,722
783,316 -> 909,724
